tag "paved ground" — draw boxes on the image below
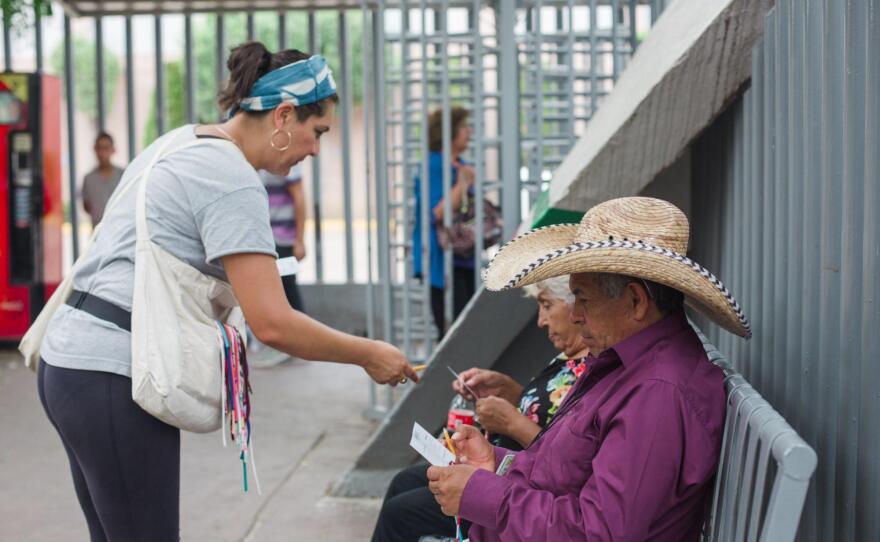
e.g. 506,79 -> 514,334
0,347 -> 389,541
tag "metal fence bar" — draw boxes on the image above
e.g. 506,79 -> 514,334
247,12 -> 255,40
96,17 -> 106,129
361,2 -> 377,412
419,0 -> 433,348
154,15 -> 165,135
34,7 -> 43,72
2,6 -> 10,71
439,1 -> 453,328
611,0 -> 620,79
628,0 -> 638,53
185,13 -> 197,123
278,11 -> 287,49
535,0 -> 544,193
125,16 -> 136,159
216,13 -> 226,105
308,10 -> 324,282
589,0 -> 598,116
498,0 -> 519,240
64,14 -> 80,260
400,1 -> 413,358
472,0 -> 485,286
566,0 -> 576,145
339,10 -> 355,283
372,1 -> 394,408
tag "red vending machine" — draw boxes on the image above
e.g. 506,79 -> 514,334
0,73 -> 63,342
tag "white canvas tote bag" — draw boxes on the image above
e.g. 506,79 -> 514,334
130,130 -> 246,433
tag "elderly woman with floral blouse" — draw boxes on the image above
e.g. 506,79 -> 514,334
370,274 -> 590,542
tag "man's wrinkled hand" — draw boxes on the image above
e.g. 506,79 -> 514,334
427,463 -> 477,516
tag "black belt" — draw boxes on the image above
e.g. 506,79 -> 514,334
66,290 -> 132,332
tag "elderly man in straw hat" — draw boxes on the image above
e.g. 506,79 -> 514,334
426,197 -> 750,541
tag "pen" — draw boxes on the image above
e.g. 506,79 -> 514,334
442,428 -> 457,456
447,366 -> 479,399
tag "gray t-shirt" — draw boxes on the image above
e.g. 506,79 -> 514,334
41,126 -> 277,377
81,165 -> 124,226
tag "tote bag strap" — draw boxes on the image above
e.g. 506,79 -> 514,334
135,134 -> 240,243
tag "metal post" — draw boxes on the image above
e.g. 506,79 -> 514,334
339,11 -> 354,283
278,11 -> 287,49
589,0 -> 598,117
184,14 -> 196,123
611,0 -> 620,79
629,0 -> 638,52
2,5 -> 10,71
125,16 -> 136,159
64,14 -> 80,259
566,0 -> 576,145
420,0 -> 433,348
34,7 -> 43,72
472,0 -> 485,287
96,17 -> 106,130
400,0 -> 413,358
498,0 -> 520,239
361,3 -> 378,412
372,2 -> 394,409
216,13 -> 226,109
247,13 -> 255,41
439,1 -> 453,329
535,0 -> 544,196
308,11 -> 324,282
154,15 -> 165,135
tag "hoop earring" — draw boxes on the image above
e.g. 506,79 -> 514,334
270,129 -> 292,152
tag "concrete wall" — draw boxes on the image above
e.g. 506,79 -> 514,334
688,1 -> 880,537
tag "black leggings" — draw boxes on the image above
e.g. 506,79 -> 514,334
430,266 -> 477,337
370,464 -> 471,542
38,361 -> 180,542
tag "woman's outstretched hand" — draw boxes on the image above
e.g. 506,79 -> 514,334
363,340 -> 420,386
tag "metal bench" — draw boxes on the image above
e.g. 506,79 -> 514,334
699,334 -> 817,542
419,331 -> 817,542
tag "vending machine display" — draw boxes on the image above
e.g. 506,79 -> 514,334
0,73 -> 62,342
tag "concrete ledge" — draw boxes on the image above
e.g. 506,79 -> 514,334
549,0 -> 773,213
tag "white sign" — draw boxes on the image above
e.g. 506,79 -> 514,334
410,422 -> 455,467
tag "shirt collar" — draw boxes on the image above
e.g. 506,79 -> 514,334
607,309 -> 690,367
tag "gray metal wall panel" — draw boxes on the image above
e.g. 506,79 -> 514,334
689,0 -> 880,539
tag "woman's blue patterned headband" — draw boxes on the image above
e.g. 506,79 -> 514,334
237,54 -> 336,113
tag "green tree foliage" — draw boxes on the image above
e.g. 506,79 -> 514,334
142,10 -> 364,146
1,0 -> 51,34
49,37 -> 120,122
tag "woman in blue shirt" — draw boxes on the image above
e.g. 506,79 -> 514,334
412,106 -> 475,336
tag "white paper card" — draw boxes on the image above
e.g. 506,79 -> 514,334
276,256 -> 300,277
410,422 -> 455,466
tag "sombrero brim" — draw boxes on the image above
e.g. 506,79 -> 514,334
485,224 -> 751,338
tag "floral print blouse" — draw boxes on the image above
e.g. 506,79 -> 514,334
492,354 -> 589,451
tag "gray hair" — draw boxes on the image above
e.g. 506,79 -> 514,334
593,273 -> 684,316
523,275 -> 575,305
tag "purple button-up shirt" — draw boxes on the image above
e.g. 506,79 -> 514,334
459,311 -> 726,542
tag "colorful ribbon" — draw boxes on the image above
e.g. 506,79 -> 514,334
217,321 -> 261,494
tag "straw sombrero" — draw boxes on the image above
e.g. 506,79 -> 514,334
485,197 -> 751,338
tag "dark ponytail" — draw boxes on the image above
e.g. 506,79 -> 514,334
218,41 -> 339,122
